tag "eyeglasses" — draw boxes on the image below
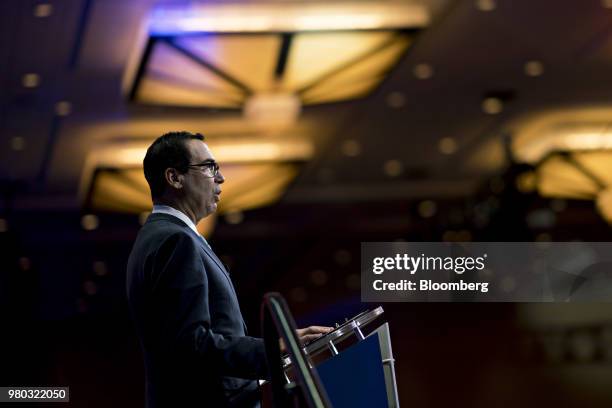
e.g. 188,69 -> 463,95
187,160 -> 220,177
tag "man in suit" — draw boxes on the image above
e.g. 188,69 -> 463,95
127,131 -> 330,408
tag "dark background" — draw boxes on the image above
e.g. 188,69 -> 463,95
2,0 -> 612,407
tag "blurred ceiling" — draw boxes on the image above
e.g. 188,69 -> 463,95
2,0 -> 612,217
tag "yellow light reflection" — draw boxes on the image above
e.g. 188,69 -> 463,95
149,3 -> 429,33
86,139 -> 313,170
89,164 -> 298,217
303,74 -> 383,104
596,189 -> 612,223
283,31 -> 393,90
300,35 -> 410,101
138,41 -> 244,107
91,170 -> 151,213
139,77 -> 242,107
536,156 -> 598,199
175,35 -> 280,92
217,163 -> 298,212
511,108 -> 612,164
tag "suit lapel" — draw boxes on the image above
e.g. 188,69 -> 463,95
198,235 -> 230,279
193,232 -> 249,334
147,213 -> 249,334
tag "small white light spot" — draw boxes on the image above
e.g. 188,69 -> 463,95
524,60 -> 544,77
383,160 -> 404,177
22,73 -> 40,88
386,92 -> 406,109
55,101 -> 72,116
11,137 -> 25,151
310,269 -> 328,286
482,97 -> 503,114
33,3 -> 53,17
438,137 -> 458,155
341,140 -> 361,157
418,200 -> 437,218
81,214 -> 99,231
413,63 -> 433,80
225,211 -> 244,225
476,0 -> 496,11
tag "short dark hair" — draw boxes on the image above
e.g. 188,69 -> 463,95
143,131 -> 205,198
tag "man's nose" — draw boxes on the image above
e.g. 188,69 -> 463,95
215,170 -> 225,184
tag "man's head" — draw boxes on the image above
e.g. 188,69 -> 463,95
143,131 -> 224,222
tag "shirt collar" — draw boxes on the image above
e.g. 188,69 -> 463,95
152,204 -> 199,236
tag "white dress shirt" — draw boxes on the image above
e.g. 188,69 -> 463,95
152,204 -> 211,248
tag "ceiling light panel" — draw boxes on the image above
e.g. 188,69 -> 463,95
128,3 -> 424,108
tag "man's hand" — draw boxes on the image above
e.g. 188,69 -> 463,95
280,326 -> 333,353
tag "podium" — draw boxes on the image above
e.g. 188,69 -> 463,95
268,303 -> 399,408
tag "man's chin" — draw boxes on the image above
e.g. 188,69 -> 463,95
205,203 -> 218,215
195,204 -> 217,221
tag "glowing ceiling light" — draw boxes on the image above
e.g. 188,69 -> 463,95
413,63 -> 434,79
482,97 -> 503,114
128,2 -> 427,114
524,60 -> 544,77
243,93 -> 301,130
511,114 -> 612,224
55,101 -> 72,116
22,73 -> 40,88
475,0 -> 496,12
79,137 -> 314,217
386,92 -> 406,108
149,3 -> 429,34
33,3 -> 53,18
383,159 -> 404,177
81,214 -> 99,231
341,140 -> 362,157
514,124 -> 612,164
438,137 -> 458,155
11,136 -> 25,151
86,138 -> 313,170
597,189 -> 612,223
418,200 -> 437,218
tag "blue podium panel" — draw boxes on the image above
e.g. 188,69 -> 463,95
315,335 -> 389,408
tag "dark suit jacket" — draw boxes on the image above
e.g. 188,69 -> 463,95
126,213 -> 268,408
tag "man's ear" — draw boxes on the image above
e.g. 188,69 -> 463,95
164,168 -> 184,190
